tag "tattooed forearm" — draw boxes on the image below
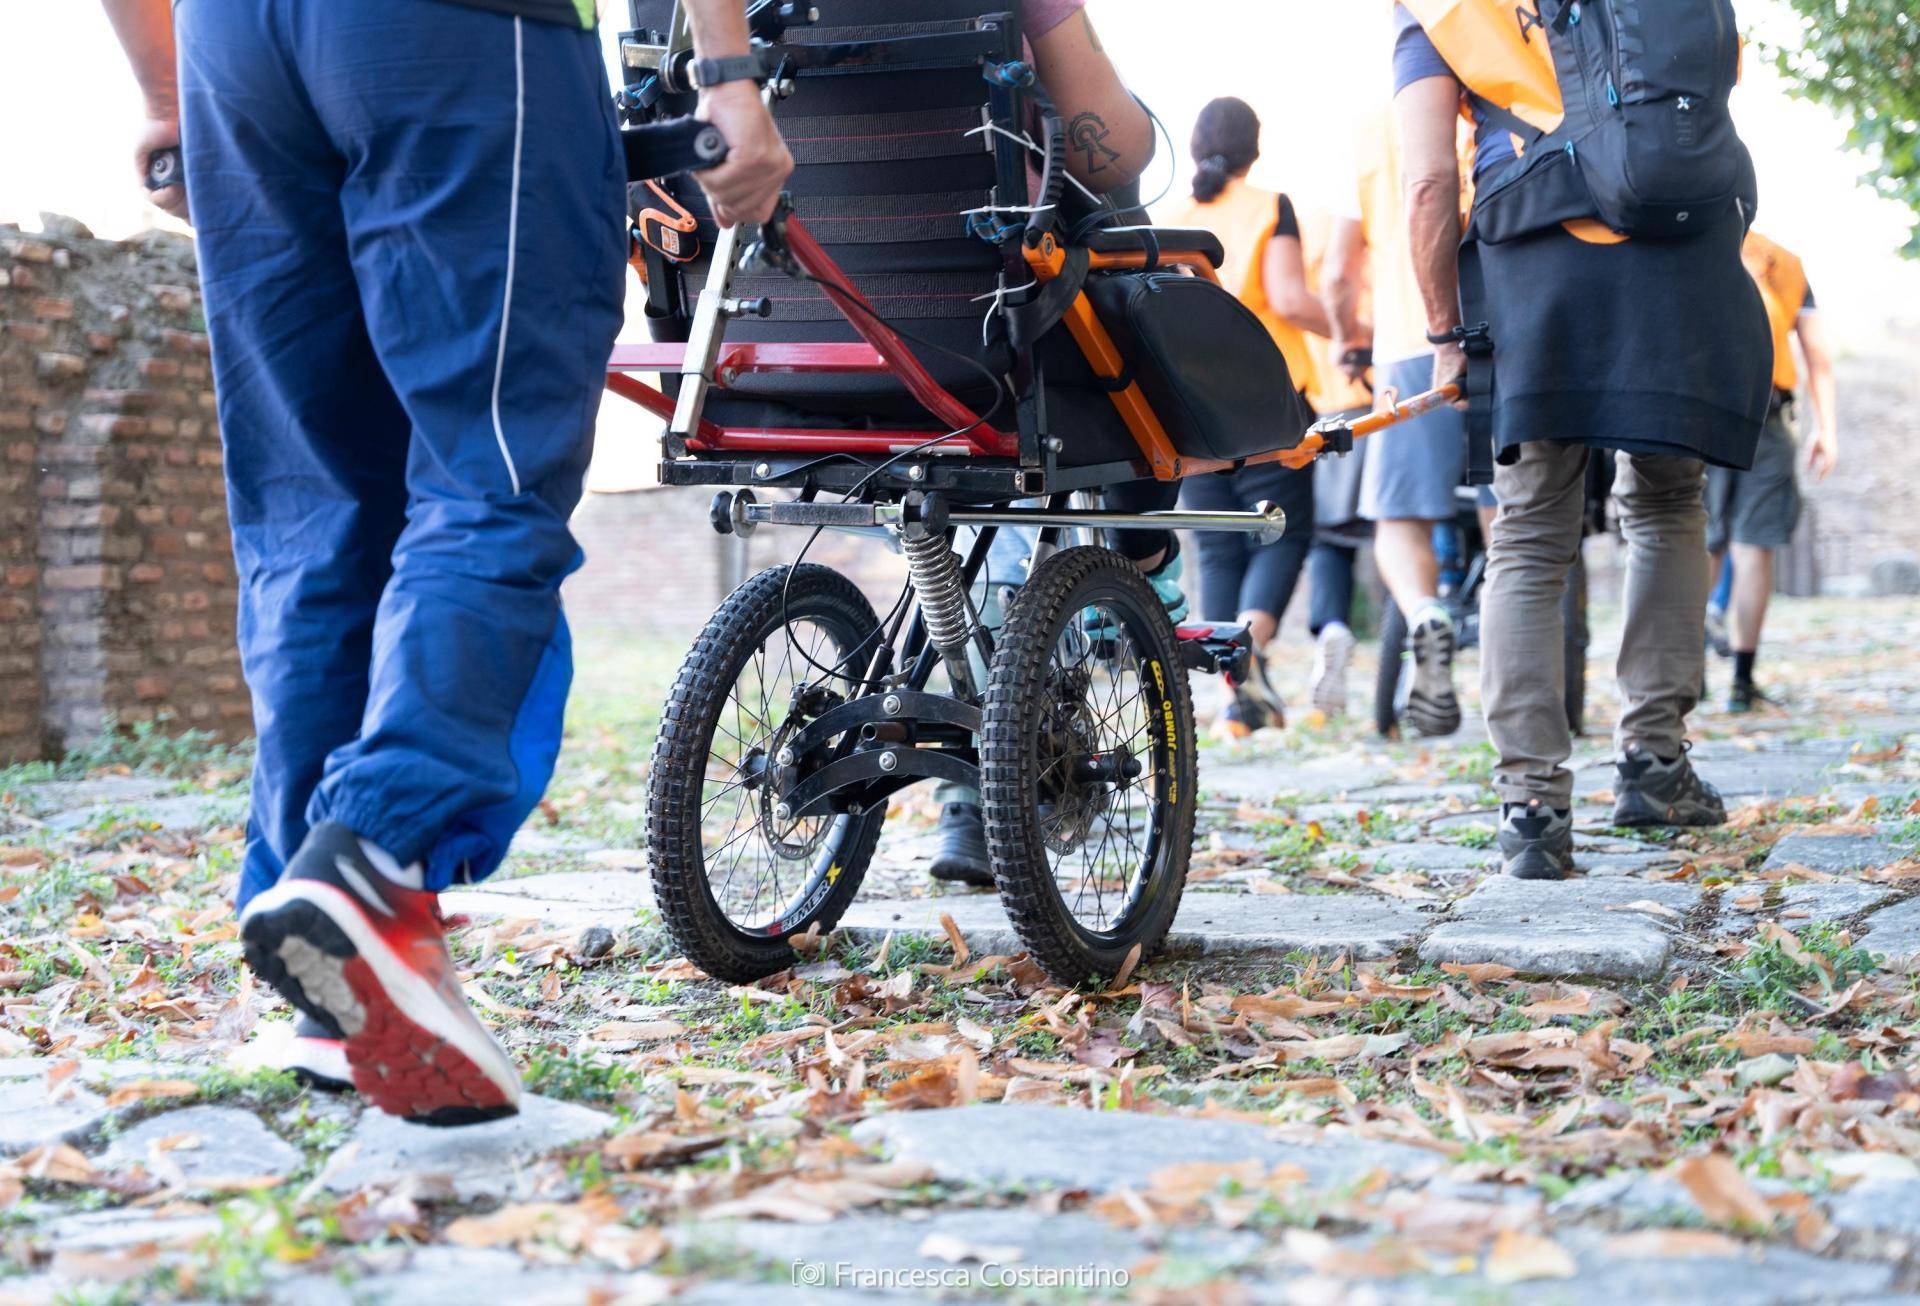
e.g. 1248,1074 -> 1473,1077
1068,111 -> 1121,174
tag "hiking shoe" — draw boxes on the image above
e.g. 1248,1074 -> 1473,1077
1405,609 -> 1462,737
1704,605 -> 1731,659
929,803 -> 993,886
1211,686 -> 1274,740
1499,799 -> 1574,880
1612,742 -> 1726,828
1309,623 -> 1356,717
240,821 -> 521,1126
1728,680 -> 1782,714
282,1015 -> 353,1093
1244,655 -> 1287,730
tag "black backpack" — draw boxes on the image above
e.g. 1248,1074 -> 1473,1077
1470,0 -> 1757,244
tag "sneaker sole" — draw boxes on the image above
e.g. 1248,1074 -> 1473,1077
1407,621 -> 1461,737
928,858 -> 995,887
1309,629 -> 1356,716
242,882 -> 520,1126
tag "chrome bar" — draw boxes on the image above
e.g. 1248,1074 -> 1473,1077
946,502 -> 1288,544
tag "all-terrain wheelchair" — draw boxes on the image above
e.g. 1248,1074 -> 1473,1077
608,0 -> 1454,986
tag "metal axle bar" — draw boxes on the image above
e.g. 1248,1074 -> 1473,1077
728,495 -> 1287,542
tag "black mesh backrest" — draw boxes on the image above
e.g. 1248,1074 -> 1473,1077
630,0 -> 1026,416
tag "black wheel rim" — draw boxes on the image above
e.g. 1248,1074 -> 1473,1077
1030,587 -> 1173,941
698,615 -> 857,938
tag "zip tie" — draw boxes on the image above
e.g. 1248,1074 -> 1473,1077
966,120 -> 1101,204
961,202 -> 1057,216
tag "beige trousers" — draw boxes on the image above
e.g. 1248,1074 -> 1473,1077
1480,442 -> 1708,807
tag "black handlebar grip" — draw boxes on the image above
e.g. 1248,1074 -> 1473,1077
145,146 -> 182,192
621,117 -> 730,184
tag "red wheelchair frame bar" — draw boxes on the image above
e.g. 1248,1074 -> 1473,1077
603,213 -> 1021,460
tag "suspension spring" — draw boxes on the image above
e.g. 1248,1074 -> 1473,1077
900,528 -> 977,697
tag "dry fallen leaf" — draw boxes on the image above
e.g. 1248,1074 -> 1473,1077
103,1079 -> 200,1109
1483,1229 -> 1577,1285
1673,1153 -> 1775,1229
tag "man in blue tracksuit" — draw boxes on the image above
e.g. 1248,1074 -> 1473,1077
104,0 -> 792,1122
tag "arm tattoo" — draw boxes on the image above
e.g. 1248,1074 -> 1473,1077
1068,111 -> 1121,174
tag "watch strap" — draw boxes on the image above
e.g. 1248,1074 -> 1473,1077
690,54 -> 764,90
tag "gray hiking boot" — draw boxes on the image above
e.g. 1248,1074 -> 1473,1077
1612,742 -> 1726,828
1499,799 -> 1574,880
1406,609 -> 1462,737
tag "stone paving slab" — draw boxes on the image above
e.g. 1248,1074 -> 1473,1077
1201,756 -> 1396,801
318,1094 -> 616,1201
836,890 -> 1432,962
1764,831 -> 1911,873
9,776 -> 172,815
1862,899 -> 1920,966
40,1207 -> 222,1253
1717,881 -> 1896,937
99,1104 -> 302,1191
275,1245 -> 903,1306
39,792 -> 246,834
1829,1177 -> 1920,1237
274,1247 -> 670,1306
851,1104 -> 1441,1194
0,1076 -> 111,1156
1271,1226 -> 1902,1306
1418,877 -> 1698,981
688,1207 -> 1259,1285
444,869 -> 656,922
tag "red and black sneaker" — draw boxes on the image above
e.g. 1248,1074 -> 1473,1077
240,822 -> 521,1126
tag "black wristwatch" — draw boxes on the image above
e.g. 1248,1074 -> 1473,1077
1425,325 -> 1466,346
689,54 -> 764,91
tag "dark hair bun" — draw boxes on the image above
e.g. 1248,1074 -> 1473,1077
1191,153 -> 1232,203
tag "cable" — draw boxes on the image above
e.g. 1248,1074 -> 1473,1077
769,266 -> 1010,689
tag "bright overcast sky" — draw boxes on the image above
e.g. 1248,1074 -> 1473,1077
6,0 -> 1916,353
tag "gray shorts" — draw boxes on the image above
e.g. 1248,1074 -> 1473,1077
1706,409 -> 1800,552
1359,354 -> 1470,522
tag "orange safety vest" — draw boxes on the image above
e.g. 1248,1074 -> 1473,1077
1741,230 -> 1807,393
1169,177 -> 1318,404
1398,0 -> 1626,245
1298,206 -> 1372,415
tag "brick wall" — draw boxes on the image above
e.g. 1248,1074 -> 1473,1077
0,222 -> 247,763
565,487 -> 909,644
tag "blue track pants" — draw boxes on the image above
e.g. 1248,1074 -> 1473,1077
176,0 -> 627,907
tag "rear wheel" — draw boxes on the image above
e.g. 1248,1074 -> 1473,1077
646,564 -> 885,982
981,547 -> 1196,986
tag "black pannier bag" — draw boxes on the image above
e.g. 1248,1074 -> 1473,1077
1085,270 -> 1314,463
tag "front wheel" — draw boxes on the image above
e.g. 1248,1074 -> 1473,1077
981,547 -> 1197,986
646,564 -> 886,982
